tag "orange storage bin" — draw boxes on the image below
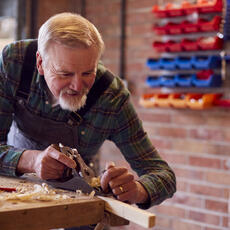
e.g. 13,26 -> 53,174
154,94 -> 171,107
139,93 -> 156,108
169,93 -> 188,109
186,93 -> 221,109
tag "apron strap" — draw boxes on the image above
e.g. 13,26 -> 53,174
16,40 -> 38,99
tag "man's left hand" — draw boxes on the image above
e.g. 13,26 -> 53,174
100,162 -> 149,204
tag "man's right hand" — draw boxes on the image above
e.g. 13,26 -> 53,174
17,145 -> 76,180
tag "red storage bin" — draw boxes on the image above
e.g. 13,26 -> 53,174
164,3 -> 185,17
198,0 -> 223,13
152,5 -> 168,18
198,16 -> 221,32
213,98 -> 230,107
152,0 -> 222,18
183,20 -> 199,33
153,24 -> 168,35
181,38 -> 199,51
196,70 -> 214,79
198,36 -> 223,50
167,22 -> 183,35
153,41 -> 168,52
167,40 -> 182,52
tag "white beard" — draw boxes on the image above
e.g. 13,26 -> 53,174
58,88 -> 88,112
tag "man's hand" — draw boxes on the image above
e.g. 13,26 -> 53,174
100,162 -> 149,204
17,145 -> 76,180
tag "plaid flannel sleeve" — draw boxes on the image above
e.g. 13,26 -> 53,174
0,44 -> 25,177
110,97 -> 176,209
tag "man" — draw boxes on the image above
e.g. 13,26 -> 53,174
0,12 -> 176,229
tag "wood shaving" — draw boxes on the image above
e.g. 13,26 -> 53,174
89,176 -> 101,188
0,183 -> 71,201
89,190 -> 95,198
75,190 -> 82,196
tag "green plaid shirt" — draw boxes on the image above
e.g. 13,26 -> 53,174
0,40 -> 176,208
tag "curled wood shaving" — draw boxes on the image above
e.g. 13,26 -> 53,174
89,190 -> 95,198
0,183 -> 70,201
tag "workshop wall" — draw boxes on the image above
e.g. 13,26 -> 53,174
84,1 -> 230,230
34,0 -> 230,229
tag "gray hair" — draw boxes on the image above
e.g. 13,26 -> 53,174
38,12 -> 104,59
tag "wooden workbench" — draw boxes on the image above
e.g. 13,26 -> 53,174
0,175 -> 155,230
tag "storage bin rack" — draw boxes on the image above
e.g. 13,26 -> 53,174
146,70 -> 222,88
152,0 -> 223,18
153,36 -> 223,53
141,0 -> 226,110
139,92 -> 223,109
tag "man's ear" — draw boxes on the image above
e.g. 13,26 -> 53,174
36,51 -> 44,75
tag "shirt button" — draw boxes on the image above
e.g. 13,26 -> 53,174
68,120 -> 73,125
18,99 -> 24,105
81,131 -> 85,135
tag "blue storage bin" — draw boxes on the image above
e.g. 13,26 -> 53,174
160,75 -> 177,87
192,74 -> 222,87
146,76 -> 162,87
159,57 -> 177,70
191,55 -> 221,69
175,73 -> 195,87
146,58 -> 161,70
175,56 -> 193,69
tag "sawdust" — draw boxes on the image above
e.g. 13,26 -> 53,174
0,182 -> 82,202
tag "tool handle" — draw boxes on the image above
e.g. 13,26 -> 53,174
0,187 -> 16,192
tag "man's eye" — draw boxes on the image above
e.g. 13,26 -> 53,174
82,72 -> 94,77
62,73 -> 73,77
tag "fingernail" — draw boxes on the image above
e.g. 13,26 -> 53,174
72,161 -> 77,168
106,161 -> 115,169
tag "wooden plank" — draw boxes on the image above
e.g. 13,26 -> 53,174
98,196 -> 155,228
0,175 -> 105,229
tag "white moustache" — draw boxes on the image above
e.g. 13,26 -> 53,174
66,89 -> 78,95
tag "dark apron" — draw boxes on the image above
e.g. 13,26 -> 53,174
8,98 -> 79,149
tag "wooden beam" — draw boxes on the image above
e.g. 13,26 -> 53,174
0,199 -> 104,230
98,196 -> 155,228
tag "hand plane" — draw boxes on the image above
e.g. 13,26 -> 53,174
46,143 -> 104,195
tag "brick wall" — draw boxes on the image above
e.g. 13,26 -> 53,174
84,0 -> 230,230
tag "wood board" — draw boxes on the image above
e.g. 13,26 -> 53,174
0,175 -> 104,230
0,175 -> 155,229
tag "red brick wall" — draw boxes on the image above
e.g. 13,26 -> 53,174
84,0 -> 230,230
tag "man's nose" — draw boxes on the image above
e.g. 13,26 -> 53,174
70,76 -> 83,91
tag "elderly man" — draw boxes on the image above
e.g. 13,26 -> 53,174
0,12 -> 176,230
